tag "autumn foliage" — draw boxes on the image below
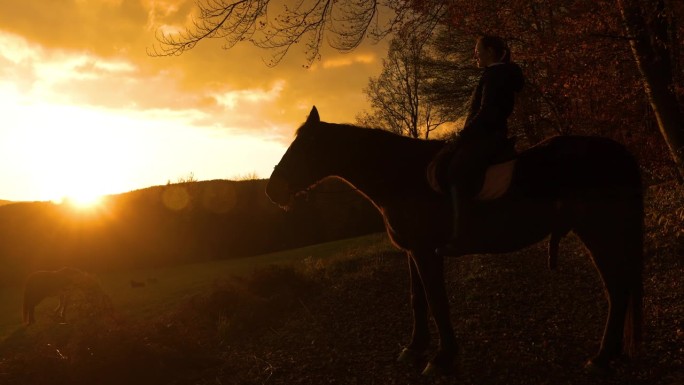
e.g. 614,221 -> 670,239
418,0 -> 683,182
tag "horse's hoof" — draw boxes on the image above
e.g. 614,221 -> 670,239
397,348 -> 423,365
584,359 -> 614,376
421,362 -> 451,376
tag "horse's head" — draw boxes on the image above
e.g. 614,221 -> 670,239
266,106 -> 336,210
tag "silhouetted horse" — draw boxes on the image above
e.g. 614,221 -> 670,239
266,106 -> 643,375
23,267 -> 89,325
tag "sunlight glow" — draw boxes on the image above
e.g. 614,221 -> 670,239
57,193 -> 103,210
0,84 -> 286,201
0,31 -> 290,202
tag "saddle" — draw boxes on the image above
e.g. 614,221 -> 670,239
475,137 -> 517,200
475,158 -> 517,200
428,136 -> 517,200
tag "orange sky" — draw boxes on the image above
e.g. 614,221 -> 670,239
0,0 -> 387,202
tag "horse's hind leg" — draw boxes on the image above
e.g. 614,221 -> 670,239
590,268 -> 631,369
575,217 -> 643,372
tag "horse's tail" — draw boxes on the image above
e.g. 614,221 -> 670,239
623,183 -> 644,357
623,272 -> 643,357
622,239 -> 644,357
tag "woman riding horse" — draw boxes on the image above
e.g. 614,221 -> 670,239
435,35 -> 524,256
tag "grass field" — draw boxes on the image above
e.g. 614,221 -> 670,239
0,180 -> 682,385
0,232 -> 390,340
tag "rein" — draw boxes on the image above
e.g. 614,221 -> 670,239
272,163 -> 391,199
298,177 -> 391,198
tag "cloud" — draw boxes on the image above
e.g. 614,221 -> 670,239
0,32 -> 137,104
320,53 -> 376,69
0,0 -> 387,139
213,80 -> 285,110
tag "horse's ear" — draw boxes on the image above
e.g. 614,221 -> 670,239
306,106 -> 320,124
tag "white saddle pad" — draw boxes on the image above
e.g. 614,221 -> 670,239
475,159 -> 516,200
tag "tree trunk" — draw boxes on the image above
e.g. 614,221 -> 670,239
618,0 -> 684,182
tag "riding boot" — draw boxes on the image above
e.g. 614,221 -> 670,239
435,185 -> 470,257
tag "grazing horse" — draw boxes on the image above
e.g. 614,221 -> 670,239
266,106 -> 643,375
23,267 -> 89,325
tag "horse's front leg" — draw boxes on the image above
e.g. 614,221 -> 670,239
411,250 -> 458,375
398,254 -> 431,365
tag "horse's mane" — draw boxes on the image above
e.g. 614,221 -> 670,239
296,120 -> 445,149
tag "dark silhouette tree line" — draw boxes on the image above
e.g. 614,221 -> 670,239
0,180 -> 383,287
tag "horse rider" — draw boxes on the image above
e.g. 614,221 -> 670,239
434,34 -> 525,256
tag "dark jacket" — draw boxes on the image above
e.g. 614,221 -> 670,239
460,62 -> 524,139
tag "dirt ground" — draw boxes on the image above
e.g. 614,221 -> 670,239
1,182 -> 682,385
204,183 -> 683,385
209,238 -> 682,385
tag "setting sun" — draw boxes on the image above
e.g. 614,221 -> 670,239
56,192 -> 103,209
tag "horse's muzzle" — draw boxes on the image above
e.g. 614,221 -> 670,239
265,176 -> 294,209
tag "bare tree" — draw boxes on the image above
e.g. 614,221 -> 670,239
357,32 -> 450,139
150,0 -> 443,67
419,26 -> 481,131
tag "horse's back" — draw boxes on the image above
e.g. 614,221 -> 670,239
514,135 -> 642,200
512,135 -> 644,259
